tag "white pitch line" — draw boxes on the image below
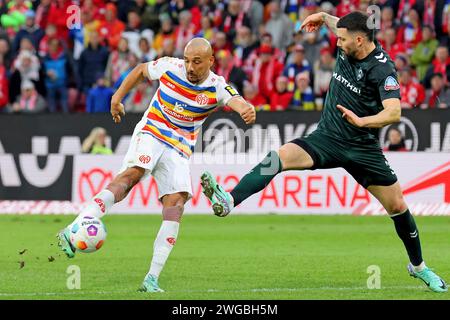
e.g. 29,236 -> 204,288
0,285 -> 426,297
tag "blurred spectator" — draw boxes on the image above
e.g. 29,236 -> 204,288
410,25 -> 439,81
394,53 -> 409,71
153,14 -> 176,54
97,3 -> 126,50
283,44 -> 312,92
9,49 -> 43,103
10,80 -> 46,113
82,127 -> 113,155
396,8 -> 422,53
380,6 -> 396,31
12,10 -> 44,53
35,0 -> 52,30
399,67 -> 426,108
195,15 -> 215,41
265,1 -> 294,50
0,37 -> 12,68
174,10 -> 196,57
242,81 -> 266,110
268,76 -> 293,111
245,32 -> 283,71
0,0 -> 31,32
314,47 -> 335,109
43,38 -> 70,113
290,72 -> 315,111
137,37 -> 157,63
157,38 -> 176,59
127,82 -> 157,113
105,37 -> 130,86
215,49 -> 247,94
423,45 -> 450,88
47,0 -> 73,42
250,44 -> 284,102
86,74 -> 113,113
212,31 -> 232,54
121,10 -> 154,57
0,54 -> 8,112
78,31 -> 109,95
140,0 -> 170,36
381,27 -> 407,61
383,128 -> 408,152
302,30 -> 327,67
38,23 -> 58,58
113,53 -> 140,102
233,26 -> 258,67
422,73 -> 450,109
219,0 -> 251,41
245,0 -> 264,35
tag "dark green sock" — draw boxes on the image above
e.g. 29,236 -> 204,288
391,209 -> 423,266
230,151 -> 282,207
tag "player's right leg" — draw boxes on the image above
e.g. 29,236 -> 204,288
201,142 -> 314,217
57,167 -> 145,258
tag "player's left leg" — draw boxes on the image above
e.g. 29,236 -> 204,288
368,183 -> 447,292
139,144 -> 193,292
139,192 -> 189,293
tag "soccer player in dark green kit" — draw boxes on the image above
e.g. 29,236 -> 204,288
200,11 -> 447,293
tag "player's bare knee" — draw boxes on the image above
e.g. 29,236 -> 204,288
162,203 -> 184,222
277,146 -> 290,170
387,197 -> 408,215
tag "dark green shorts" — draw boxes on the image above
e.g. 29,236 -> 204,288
290,131 -> 398,189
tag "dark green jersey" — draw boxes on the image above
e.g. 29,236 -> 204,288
316,41 -> 400,142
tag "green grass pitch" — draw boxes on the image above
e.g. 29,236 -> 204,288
0,214 -> 449,300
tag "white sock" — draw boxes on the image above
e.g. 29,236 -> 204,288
147,220 -> 180,278
70,190 -> 115,227
414,261 -> 426,272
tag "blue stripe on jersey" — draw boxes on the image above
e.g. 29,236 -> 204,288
166,71 -> 217,93
141,131 -> 190,159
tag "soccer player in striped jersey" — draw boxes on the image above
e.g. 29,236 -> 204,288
57,38 -> 256,292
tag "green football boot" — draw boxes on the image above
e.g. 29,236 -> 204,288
138,274 -> 164,293
407,263 -> 448,293
56,227 -> 76,258
200,171 -> 234,217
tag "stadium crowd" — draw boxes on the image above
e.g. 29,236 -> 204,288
0,0 -> 449,114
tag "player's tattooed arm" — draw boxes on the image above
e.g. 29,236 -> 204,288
300,12 -> 339,35
227,97 -> 256,125
337,98 -> 401,128
111,63 -> 148,123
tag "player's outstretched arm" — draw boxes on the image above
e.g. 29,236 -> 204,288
110,63 -> 149,123
227,97 -> 256,125
337,98 -> 401,128
300,12 -> 339,35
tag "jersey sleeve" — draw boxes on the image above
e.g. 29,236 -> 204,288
215,78 -> 241,106
374,65 -> 401,101
146,57 -> 181,81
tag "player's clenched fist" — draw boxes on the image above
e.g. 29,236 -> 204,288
240,104 -> 256,124
111,99 -> 125,124
300,12 -> 325,32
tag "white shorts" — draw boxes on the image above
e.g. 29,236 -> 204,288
118,128 -> 193,200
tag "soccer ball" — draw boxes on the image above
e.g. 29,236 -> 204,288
69,216 -> 107,253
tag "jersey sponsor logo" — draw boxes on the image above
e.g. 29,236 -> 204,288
384,76 -> 400,91
139,155 -> 151,164
196,93 -> 209,105
163,105 -> 194,121
225,85 -> 239,97
93,198 -> 106,213
375,52 -> 387,63
332,72 -> 361,94
166,237 -> 176,245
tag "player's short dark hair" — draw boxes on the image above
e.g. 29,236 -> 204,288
336,11 -> 374,42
